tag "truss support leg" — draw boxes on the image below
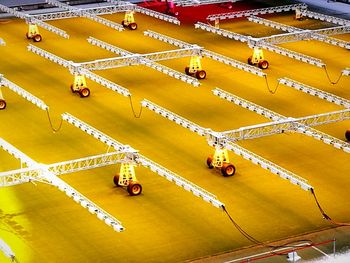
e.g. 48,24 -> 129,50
71,74 -> 90,98
214,19 -> 220,29
295,8 -> 304,20
248,47 -> 269,69
185,56 -> 206,79
0,86 -> 6,110
206,148 -> 236,177
114,163 -> 142,196
122,11 -> 137,30
26,24 -> 42,42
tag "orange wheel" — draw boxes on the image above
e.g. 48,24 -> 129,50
0,99 -> 6,110
127,182 -> 142,196
258,60 -> 269,69
121,20 -> 126,27
185,67 -> 190,75
196,70 -> 206,80
26,32 -> 31,39
247,56 -> 253,65
206,155 -> 214,169
129,23 -> 137,30
79,88 -> 90,98
33,34 -> 42,42
345,130 -> 350,141
221,163 -> 236,177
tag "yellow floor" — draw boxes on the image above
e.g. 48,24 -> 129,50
0,9 -> 350,263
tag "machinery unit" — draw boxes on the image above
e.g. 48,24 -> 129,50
247,47 -> 269,69
122,11 -> 137,30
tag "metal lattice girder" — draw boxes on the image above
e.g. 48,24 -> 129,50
0,4 -> 69,39
248,16 -> 350,49
144,30 -> 265,77
85,37 -> 201,87
45,0 -> 124,31
225,142 -> 313,191
0,38 -> 5,46
0,138 -> 37,167
0,75 -> 49,111
343,68 -> 350,76
141,99 -> 313,192
27,44 -> 131,97
43,171 -> 125,232
195,22 -> 325,67
207,3 -> 307,21
213,88 -> 350,153
173,0 -> 238,7
301,10 -> 350,27
141,99 -> 209,136
279,77 -> 350,108
62,111 -> 225,209
0,167 -> 39,187
221,109 -> 350,141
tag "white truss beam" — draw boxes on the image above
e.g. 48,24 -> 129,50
279,77 -> 350,108
213,88 -> 350,153
343,68 -> 350,76
141,99 -> 313,191
173,0 -> 238,7
248,16 -> 350,49
27,44 -> 131,97
195,22 -> 325,67
62,112 -> 224,209
301,10 -> 350,27
144,30 -> 266,77
45,0 -> 124,31
207,3 -> 307,21
0,239 -> 15,260
0,4 -> 69,39
0,138 -> 125,231
86,37 -> 200,87
0,38 -> 5,46
0,75 -> 49,111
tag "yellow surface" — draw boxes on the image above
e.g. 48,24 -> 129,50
0,10 -> 349,263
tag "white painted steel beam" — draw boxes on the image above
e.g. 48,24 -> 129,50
301,10 -> 350,26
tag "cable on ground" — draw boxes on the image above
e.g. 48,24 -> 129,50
323,65 -> 344,85
46,109 -> 63,132
264,75 -> 281,94
128,95 -> 143,118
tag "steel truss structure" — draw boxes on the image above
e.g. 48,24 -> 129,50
31,0 -> 180,25
141,99 -> 313,192
300,10 -> 350,27
172,0 -> 238,7
144,30 -> 266,77
84,37 -> 201,86
61,112 -> 225,209
207,3 -> 307,21
0,3 -> 69,39
0,74 -> 49,110
194,22 -> 325,67
27,44 -> 131,97
279,77 -> 350,108
213,88 -> 350,153
248,16 -> 350,49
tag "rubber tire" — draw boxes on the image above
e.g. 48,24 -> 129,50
127,182 -> 142,196
0,99 -> 6,110
113,174 -> 121,187
70,84 -> 77,93
247,56 -> 253,65
79,88 -> 90,98
185,66 -> 190,75
221,163 -> 236,177
196,70 -> 206,80
206,155 -> 214,169
129,23 -> 137,30
26,32 -> 31,39
258,60 -> 269,69
345,130 -> 350,141
33,34 -> 42,42
121,20 -> 126,27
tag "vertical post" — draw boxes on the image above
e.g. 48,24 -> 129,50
333,238 -> 336,258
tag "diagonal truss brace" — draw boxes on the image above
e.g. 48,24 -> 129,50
248,16 -> 350,49
86,37 -> 201,87
0,75 -> 49,110
0,4 -> 69,39
195,22 -> 325,67
141,99 -> 313,191
213,88 -> 350,153
0,139 -> 125,232
207,3 -> 307,21
144,30 -> 266,77
62,112 -> 224,209
27,44 -> 131,97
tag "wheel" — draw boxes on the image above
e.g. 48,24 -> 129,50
129,23 -> 137,30
196,70 -> 206,80
70,84 -> 77,93
127,182 -> 142,196
121,20 -> 127,27
185,66 -> 190,75
258,60 -> 269,69
247,56 -> 253,65
345,130 -> 350,141
33,34 -> 42,42
26,32 -> 31,39
79,88 -> 90,98
221,163 -> 236,177
113,174 -> 121,186
0,99 -> 6,110
206,155 -> 214,169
